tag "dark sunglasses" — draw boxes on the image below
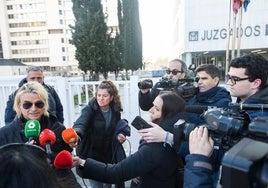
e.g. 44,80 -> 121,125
225,74 -> 249,85
166,69 -> 183,75
22,101 -> 45,109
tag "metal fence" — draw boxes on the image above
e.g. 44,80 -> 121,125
0,75 -> 143,153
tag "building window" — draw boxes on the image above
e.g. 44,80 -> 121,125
7,5 -> 13,10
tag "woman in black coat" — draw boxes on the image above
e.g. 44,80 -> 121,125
73,80 -> 130,188
0,82 -> 80,188
73,92 -> 186,188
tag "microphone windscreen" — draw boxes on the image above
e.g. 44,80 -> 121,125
39,129 -> 56,147
62,128 -> 78,144
54,150 -> 73,169
24,120 -> 41,139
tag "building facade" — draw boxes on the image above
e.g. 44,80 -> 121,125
171,0 -> 268,78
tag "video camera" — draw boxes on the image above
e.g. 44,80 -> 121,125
179,103 -> 268,187
138,77 -> 199,100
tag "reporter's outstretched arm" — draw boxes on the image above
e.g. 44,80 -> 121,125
184,126 -> 214,188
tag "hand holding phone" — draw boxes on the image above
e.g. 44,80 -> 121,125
131,116 -> 152,130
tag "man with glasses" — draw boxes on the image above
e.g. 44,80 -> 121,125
226,53 -> 268,120
138,64 -> 231,187
5,66 -> 64,125
139,59 -> 188,111
182,54 -> 268,188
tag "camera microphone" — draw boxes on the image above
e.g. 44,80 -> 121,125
24,119 -> 41,142
39,129 -> 56,155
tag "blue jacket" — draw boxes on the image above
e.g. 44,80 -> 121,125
184,154 -> 214,188
236,85 -> 268,120
183,86 -> 232,125
4,78 -> 64,125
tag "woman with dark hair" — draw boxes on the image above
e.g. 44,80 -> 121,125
73,80 -> 130,188
0,143 -> 59,188
73,92 -> 186,188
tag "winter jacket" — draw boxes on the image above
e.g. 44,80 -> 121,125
139,81 -> 162,111
0,115 -> 71,157
77,114 -> 182,188
0,115 -> 80,187
4,78 -> 64,125
73,98 -> 126,163
183,86 -> 232,125
184,154 -> 214,188
236,85 -> 268,120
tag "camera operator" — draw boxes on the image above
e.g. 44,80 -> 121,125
226,53 -> 268,119
138,64 -> 231,139
138,64 -> 231,186
138,59 -> 187,111
183,64 -> 231,124
139,54 -> 268,187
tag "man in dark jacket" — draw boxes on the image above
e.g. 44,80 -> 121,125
184,53 -> 268,188
182,64 -> 232,125
226,53 -> 268,119
5,66 -> 64,125
139,64 -> 231,187
139,59 -> 188,111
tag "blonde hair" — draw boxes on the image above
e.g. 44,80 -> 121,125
14,82 -> 49,118
95,80 -> 122,110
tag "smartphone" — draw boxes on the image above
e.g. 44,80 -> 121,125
131,116 -> 152,130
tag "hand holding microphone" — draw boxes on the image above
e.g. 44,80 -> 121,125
24,119 -> 41,143
39,129 -> 56,155
54,150 -> 73,169
62,128 -> 79,156
62,128 -> 79,148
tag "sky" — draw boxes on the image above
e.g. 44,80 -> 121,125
138,0 -> 174,61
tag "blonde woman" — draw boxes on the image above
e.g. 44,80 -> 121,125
0,81 -> 81,187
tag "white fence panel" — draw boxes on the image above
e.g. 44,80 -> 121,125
0,76 -> 142,153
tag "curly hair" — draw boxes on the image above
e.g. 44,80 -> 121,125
95,80 -> 122,110
230,53 -> 268,88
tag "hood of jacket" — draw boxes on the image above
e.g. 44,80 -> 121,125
238,85 -> 268,104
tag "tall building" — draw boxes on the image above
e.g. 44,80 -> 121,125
0,0 -> 79,74
0,0 -> 120,75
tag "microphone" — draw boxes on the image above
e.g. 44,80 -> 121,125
53,150 -> 73,169
62,128 -> 78,156
61,128 -> 78,144
39,129 -> 56,155
24,120 -> 41,142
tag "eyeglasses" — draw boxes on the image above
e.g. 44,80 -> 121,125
225,74 -> 249,85
22,101 -> 45,109
166,69 -> 183,75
